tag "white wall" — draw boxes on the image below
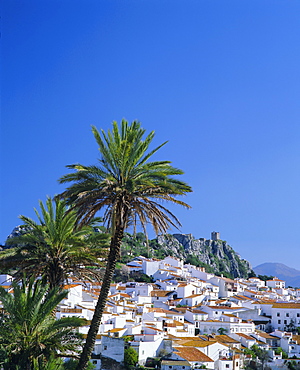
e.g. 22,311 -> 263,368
101,336 -> 125,363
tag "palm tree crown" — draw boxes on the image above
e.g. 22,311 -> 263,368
1,197 -> 109,289
0,278 -> 85,369
59,120 -> 192,234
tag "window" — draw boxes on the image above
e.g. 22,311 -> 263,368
278,320 -> 281,324
92,361 -> 97,364
297,313 -> 300,318
286,313 -> 290,317
284,320 -> 287,325
226,365 -> 230,368
277,313 -> 280,317
104,346 -> 107,350
236,362 -> 239,366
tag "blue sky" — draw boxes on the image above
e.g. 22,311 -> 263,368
2,0 -> 300,270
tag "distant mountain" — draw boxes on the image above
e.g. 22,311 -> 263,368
254,262 -> 300,288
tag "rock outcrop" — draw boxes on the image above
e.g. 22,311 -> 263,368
153,233 -> 253,278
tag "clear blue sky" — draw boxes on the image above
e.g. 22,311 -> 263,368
2,0 -> 300,270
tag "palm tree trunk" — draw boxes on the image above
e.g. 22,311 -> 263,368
76,224 -> 125,370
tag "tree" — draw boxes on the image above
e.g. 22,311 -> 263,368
286,319 -> 296,333
124,347 -> 138,369
1,197 -> 109,289
58,120 -> 192,369
217,327 -> 228,335
250,345 -> 269,370
0,278 -> 85,369
275,347 -> 288,359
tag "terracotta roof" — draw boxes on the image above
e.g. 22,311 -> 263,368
257,332 -> 279,339
214,335 -> 240,344
150,290 -> 170,297
192,309 -> 207,314
186,294 -> 203,298
273,303 -> 300,309
292,335 -> 300,345
174,346 -> 214,362
108,328 -> 125,333
207,306 -> 241,310
178,340 -> 217,347
63,284 -> 80,289
236,333 -> 256,340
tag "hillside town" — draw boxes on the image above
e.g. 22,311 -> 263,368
1,234 -> 300,370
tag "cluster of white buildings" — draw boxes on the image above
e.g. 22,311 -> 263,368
1,255 -> 300,370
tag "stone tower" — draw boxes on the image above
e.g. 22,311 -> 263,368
211,231 -> 220,241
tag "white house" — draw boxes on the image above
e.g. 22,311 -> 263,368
271,303 -> 300,331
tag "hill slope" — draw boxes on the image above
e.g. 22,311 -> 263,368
121,232 -> 255,279
254,262 -> 300,287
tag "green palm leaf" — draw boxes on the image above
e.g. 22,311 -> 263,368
1,197 -> 110,289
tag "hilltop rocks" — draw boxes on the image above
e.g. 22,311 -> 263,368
155,233 -> 253,278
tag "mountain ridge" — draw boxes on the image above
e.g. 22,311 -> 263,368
254,262 -> 300,288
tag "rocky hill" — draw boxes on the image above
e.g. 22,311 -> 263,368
121,232 -> 255,279
4,226 -> 255,280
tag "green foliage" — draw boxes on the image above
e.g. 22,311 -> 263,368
122,335 -> 134,343
250,345 -> 270,367
217,327 -> 228,335
248,270 -> 257,278
62,359 -> 95,369
258,275 -> 274,282
287,360 -> 300,370
275,348 -> 289,359
184,255 -> 214,273
275,347 -> 284,355
124,347 -> 138,368
1,197 -> 110,289
0,278 -> 85,369
244,348 -> 256,359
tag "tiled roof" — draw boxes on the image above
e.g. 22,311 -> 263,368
236,333 -> 256,340
108,328 -> 125,333
150,290 -> 170,297
178,340 -> 217,348
174,346 -> 214,362
214,335 -> 240,344
272,303 -> 300,308
186,294 -> 203,298
63,284 -> 80,289
292,335 -> 300,345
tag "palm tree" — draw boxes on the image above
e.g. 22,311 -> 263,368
1,197 -> 109,290
58,120 -> 192,369
0,278 -> 85,370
